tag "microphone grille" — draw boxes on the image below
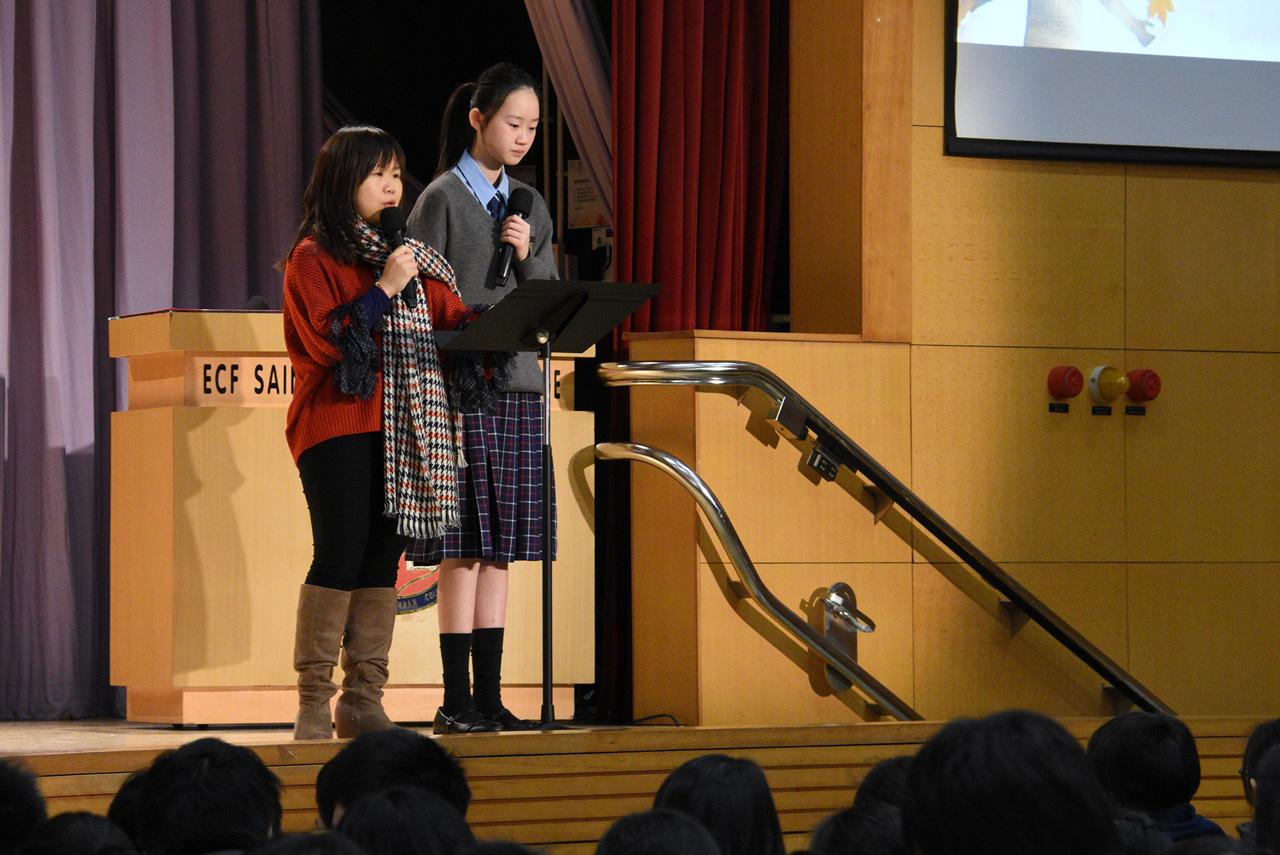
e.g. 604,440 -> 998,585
508,187 -> 534,218
379,206 -> 407,235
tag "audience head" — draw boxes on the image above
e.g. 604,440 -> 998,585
596,810 -> 720,855
16,811 -> 136,855
852,756 -> 912,812
105,769 -> 146,849
1253,744 -> 1280,854
336,786 -> 473,855
460,844 -> 543,855
1241,719 -> 1280,806
809,803 -> 905,855
249,832 -> 367,854
1088,712 -> 1201,813
903,709 -> 1121,855
0,757 -> 47,854
1164,839 -> 1244,855
137,737 -> 282,855
315,728 -> 470,827
653,754 -> 782,855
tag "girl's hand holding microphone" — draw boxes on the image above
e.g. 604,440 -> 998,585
377,245 -> 418,298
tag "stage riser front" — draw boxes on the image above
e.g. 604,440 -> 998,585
21,719 -> 1257,852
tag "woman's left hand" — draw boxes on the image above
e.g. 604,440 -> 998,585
500,214 -> 532,262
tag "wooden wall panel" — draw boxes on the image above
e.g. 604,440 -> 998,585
628,337 -> 701,725
790,0 -> 863,334
911,345 -> 1126,563
1126,167 -> 1280,352
912,126 -> 1126,348
1128,564 -> 1280,715
1124,351 -> 1280,563
912,563 -> 1126,719
861,0 -> 914,342
912,0 -> 945,127
695,562 -> 914,726
692,338 -> 912,565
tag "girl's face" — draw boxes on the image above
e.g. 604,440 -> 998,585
354,158 -> 402,225
470,87 -> 540,169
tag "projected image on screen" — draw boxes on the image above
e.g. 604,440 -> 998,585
947,0 -> 1280,165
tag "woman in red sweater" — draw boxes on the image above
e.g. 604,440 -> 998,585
282,125 -> 470,740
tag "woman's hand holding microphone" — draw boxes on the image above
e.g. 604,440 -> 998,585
377,245 -> 418,298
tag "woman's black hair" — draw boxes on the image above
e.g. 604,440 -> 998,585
652,754 -> 783,855
16,811 -> 137,855
249,832 -> 367,854
1253,744 -> 1280,853
810,804 -> 906,855
903,709 -> 1121,855
336,786 -> 474,855
1241,719 -> 1280,805
595,809 -> 721,855
435,63 -> 539,177
1087,712 -> 1201,813
852,755 -> 912,811
284,125 -> 405,268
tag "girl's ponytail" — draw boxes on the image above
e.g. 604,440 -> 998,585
436,82 -> 477,177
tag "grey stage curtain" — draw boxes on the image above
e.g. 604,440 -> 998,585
0,0 -> 321,719
524,0 -> 613,226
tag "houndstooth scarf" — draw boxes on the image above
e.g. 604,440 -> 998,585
345,218 -> 466,539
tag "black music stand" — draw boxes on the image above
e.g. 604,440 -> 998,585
438,279 -> 660,727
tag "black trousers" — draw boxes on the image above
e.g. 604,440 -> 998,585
297,431 -> 406,591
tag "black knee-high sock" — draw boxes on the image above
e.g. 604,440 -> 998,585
472,627 -> 505,716
440,632 -> 473,715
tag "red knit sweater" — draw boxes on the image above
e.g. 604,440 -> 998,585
283,236 -> 470,463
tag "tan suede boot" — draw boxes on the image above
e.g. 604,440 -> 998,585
292,584 -> 351,740
334,587 -> 400,737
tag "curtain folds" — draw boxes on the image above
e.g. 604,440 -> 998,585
524,0 -> 614,227
613,0 -> 786,333
0,0 -> 321,719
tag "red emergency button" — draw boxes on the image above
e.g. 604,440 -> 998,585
1047,365 -> 1084,399
1127,368 -> 1161,403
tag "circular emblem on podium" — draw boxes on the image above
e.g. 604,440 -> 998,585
395,556 -> 440,614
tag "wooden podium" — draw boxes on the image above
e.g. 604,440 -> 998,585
109,310 -> 594,724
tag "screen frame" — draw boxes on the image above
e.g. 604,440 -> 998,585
943,2 -> 1280,169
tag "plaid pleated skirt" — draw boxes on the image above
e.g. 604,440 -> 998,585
407,391 -> 556,565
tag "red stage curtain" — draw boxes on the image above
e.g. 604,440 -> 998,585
613,0 -> 787,333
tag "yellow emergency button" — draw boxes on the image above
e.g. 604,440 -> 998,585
1088,365 -> 1129,404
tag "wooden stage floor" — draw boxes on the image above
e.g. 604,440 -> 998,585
0,717 -> 1257,853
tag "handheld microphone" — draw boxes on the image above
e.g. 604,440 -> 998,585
494,187 -> 534,288
378,207 -> 418,308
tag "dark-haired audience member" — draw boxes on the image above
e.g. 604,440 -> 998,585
809,804 -> 905,855
1088,712 -> 1225,843
336,787 -> 473,855
0,758 -> 47,854
596,810 -> 721,855
1164,838 -> 1245,855
903,709 -> 1122,855
17,812 -> 136,855
249,833 -> 366,855
1237,718 -> 1280,845
851,756 -> 912,812
1253,744 -> 1280,855
137,737 -> 282,855
106,770 -> 146,850
461,844 -> 543,855
653,755 -> 783,855
314,729 -> 470,828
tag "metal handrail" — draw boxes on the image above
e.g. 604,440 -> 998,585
600,360 -> 1172,715
595,441 -> 922,721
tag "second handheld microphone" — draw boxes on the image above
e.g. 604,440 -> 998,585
494,187 -> 535,289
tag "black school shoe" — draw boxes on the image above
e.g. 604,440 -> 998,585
484,707 -> 539,731
433,706 -> 500,734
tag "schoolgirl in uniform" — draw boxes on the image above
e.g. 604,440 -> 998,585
406,63 -> 557,733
